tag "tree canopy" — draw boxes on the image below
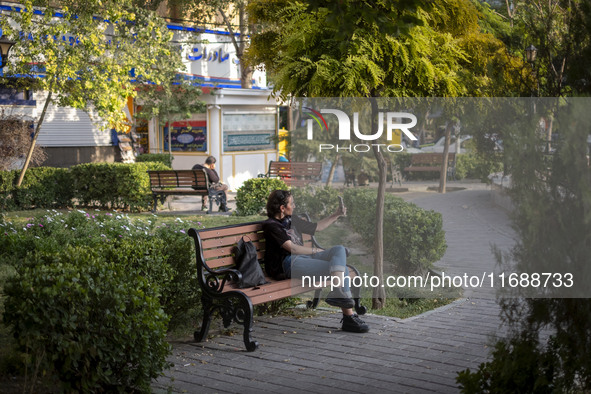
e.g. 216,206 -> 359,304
248,0 -> 524,99
247,0 -> 524,308
0,0 -> 184,184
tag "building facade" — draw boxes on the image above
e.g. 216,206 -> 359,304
0,9 -> 280,190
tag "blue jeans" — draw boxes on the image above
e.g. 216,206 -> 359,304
283,245 -> 351,294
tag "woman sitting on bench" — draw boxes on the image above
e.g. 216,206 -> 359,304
263,190 -> 369,333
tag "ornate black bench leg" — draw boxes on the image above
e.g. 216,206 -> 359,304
152,194 -> 158,213
307,289 -> 322,309
207,191 -> 225,214
227,293 -> 258,351
210,293 -> 258,351
241,307 -> 258,352
194,296 -> 213,342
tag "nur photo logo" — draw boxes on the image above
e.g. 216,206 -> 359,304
303,107 -> 418,153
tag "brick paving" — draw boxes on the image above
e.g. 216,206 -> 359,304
154,182 -> 515,393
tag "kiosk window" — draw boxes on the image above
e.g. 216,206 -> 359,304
223,112 -> 276,152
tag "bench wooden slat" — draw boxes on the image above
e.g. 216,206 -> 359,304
199,224 -> 264,240
205,251 -> 267,270
222,278 -> 316,305
249,287 -> 314,305
202,239 -> 265,255
201,234 -> 264,250
264,161 -> 322,186
148,169 -> 225,213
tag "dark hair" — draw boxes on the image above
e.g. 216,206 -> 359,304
205,156 -> 216,165
266,190 -> 291,218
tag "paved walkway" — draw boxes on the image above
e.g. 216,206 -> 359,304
154,181 -> 515,393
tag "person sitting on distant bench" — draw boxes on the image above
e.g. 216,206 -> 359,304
192,156 -> 231,212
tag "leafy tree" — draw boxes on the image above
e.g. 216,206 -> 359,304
0,0 -> 183,186
248,0 -> 519,308
458,98 -> 591,392
134,81 -> 206,155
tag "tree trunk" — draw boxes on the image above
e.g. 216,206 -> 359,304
288,98 -> 300,131
16,90 -> 53,187
241,65 -> 253,89
167,111 -> 172,156
370,98 -> 386,309
325,153 -> 340,187
438,121 -> 453,194
220,3 -> 253,89
545,114 -> 554,153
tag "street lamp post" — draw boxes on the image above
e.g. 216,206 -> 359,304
0,35 -> 16,69
525,44 -> 538,65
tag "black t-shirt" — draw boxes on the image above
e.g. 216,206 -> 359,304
263,215 -> 317,278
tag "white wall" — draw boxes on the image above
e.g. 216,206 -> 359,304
35,92 -> 110,147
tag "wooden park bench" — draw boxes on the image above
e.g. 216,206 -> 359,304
403,153 -> 456,179
147,170 -> 224,214
260,161 -> 323,187
188,218 -> 366,351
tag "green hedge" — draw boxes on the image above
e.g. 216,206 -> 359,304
0,167 -> 74,211
343,188 -> 446,274
291,185 -> 340,220
235,177 -> 288,216
15,167 -> 75,210
455,153 -> 503,182
0,162 -> 171,212
0,211 -> 199,328
3,247 -> 170,392
135,153 -> 174,168
0,170 -> 17,211
1,210 -> 203,390
71,162 -> 169,211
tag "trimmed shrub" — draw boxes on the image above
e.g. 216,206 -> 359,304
0,211 -> 199,328
0,168 -> 75,211
3,246 -> 170,392
455,153 -> 503,182
0,170 -> 17,211
102,226 -> 198,328
457,334 -> 560,393
70,162 -> 170,211
343,188 -> 446,274
135,153 -> 174,168
235,177 -> 288,216
393,152 -> 412,176
3,162 -> 171,212
15,167 -> 74,209
291,185 -> 340,220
